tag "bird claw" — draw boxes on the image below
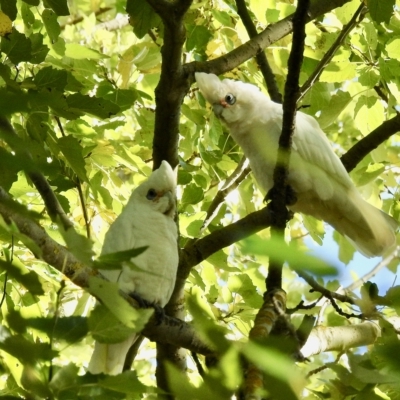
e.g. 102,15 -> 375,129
153,304 -> 165,325
129,292 -> 153,308
129,292 -> 165,324
265,185 -> 297,206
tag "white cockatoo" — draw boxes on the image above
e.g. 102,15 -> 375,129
195,72 -> 397,257
88,160 -> 179,375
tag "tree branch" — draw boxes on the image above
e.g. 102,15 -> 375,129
340,113 -> 400,172
242,289 -> 287,399
267,0 -> 309,291
146,0 -> 193,170
146,0 -> 195,390
184,0 -> 353,77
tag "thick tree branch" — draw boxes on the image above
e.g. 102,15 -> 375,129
235,0 -> 282,103
178,207 -> 272,282
146,0 -> 194,391
340,113 -> 400,172
267,0 -> 309,291
0,116 -> 73,231
147,0 -> 193,170
242,290 -> 287,399
184,0 -> 353,77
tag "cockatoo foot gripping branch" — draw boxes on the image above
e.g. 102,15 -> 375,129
195,72 -> 398,258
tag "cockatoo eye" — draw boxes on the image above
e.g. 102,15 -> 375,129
225,93 -> 236,105
146,188 -> 157,200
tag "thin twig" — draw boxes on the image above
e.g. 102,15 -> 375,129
202,157 -> 250,231
298,3 -> 367,101
0,115 -> 73,230
55,117 -> 91,238
296,269 -> 356,305
345,247 -> 399,292
235,0 -> 282,103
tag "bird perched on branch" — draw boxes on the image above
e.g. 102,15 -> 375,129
195,72 -> 397,257
88,161 -> 178,375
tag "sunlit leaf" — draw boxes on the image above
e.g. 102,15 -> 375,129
41,8 -> 60,43
66,93 -> 120,119
126,0 -> 161,39
367,0 -> 395,23
240,235 -> 337,276
93,247 -> 148,270
88,277 -> 153,330
0,259 -> 44,295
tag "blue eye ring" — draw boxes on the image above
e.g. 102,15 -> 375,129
146,188 -> 157,200
225,93 -> 236,105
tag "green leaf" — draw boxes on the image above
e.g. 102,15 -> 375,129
100,371 -> 149,394
181,183 -> 204,205
93,247 -> 148,270
66,93 -> 120,119
29,33 -> 49,64
43,0 -> 69,16
101,89 -> 138,111
49,364 -> 79,394
21,3 -> 35,27
58,224 -> 94,265
0,329 -> 56,363
88,304 -> 137,343
41,8 -> 61,43
126,0 -> 161,39
356,163 -> 385,186
228,274 -> 263,308
240,235 -> 337,276
386,38 -> 400,59
0,259 -> 44,295
22,0 -> 40,5
0,0 -> 17,20
317,90 -> 352,129
88,277 -> 153,330
65,43 -> 105,60
1,29 -> 32,64
0,90 -> 30,115
57,135 -> 88,183
367,0 -> 395,23
186,25 -> 212,52
0,148 -> 20,191
26,113 -> 48,142
211,9 -> 233,27
243,342 -> 304,400
34,66 -> 68,91
7,311 -> 88,343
